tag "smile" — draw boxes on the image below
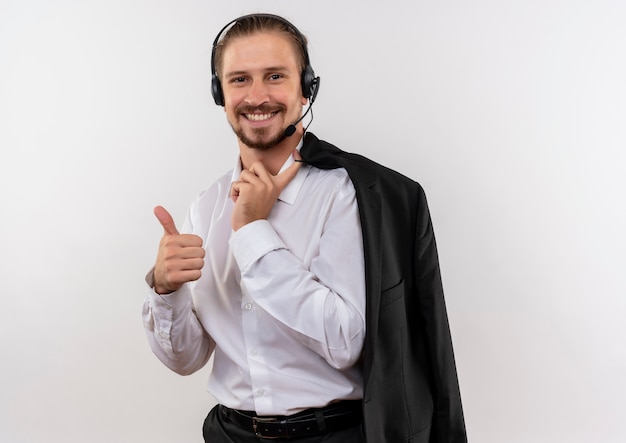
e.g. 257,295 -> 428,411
244,112 -> 277,122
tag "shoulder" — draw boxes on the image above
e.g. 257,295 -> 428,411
305,164 -> 354,191
185,169 -> 233,232
193,169 -> 233,207
304,132 -> 424,194
347,151 -> 420,189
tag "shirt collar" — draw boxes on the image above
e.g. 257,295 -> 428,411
230,138 -> 309,205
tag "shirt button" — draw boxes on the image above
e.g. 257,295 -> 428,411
256,389 -> 265,396
244,303 -> 253,311
250,348 -> 258,356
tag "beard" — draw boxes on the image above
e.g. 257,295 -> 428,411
232,125 -> 287,151
231,103 -> 289,151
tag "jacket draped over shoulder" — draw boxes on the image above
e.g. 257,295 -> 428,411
300,133 -> 467,443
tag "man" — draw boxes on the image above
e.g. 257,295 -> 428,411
143,13 -> 466,443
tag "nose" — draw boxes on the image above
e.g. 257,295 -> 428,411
244,79 -> 270,106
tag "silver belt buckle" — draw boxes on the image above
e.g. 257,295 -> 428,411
252,416 -> 284,439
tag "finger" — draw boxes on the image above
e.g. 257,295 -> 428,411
169,269 -> 203,284
239,170 -> 259,185
178,234 -> 204,249
293,149 -> 303,162
231,180 -> 254,202
230,181 -> 241,202
161,234 -> 204,250
177,246 -> 205,260
230,183 -> 237,202
180,257 -> 205,270
154,206 -> 180,236
245,163 -> 270,182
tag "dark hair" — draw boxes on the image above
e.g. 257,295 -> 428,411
213,14 -> 308,80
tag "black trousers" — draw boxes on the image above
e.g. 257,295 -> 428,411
202,404 -> 365,443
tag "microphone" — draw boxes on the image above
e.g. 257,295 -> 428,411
284,100 -> 314,137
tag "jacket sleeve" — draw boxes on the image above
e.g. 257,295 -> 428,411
413,185 -> 467,442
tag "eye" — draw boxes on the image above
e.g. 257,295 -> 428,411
268,73 -> 283,81
230,76 -> 247,84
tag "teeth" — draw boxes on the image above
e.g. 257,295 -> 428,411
245,112 -> 275,121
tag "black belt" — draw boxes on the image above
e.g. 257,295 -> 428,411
219,400 -> 362,439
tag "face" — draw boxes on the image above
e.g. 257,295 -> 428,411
220,31 -> 307,150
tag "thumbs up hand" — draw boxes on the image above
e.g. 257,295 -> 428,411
153,206 -> 205,294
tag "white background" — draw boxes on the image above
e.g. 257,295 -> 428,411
1,1 -> 625,442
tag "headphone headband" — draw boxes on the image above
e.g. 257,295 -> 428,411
210,13 -> 320,106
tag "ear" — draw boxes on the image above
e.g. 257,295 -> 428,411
301,95 -> 308,106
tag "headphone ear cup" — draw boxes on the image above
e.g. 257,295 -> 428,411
301,65 -> 318,103
212,74 -> 224,106
309,75 -> 320,104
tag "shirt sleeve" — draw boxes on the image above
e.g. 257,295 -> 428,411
142,212 -> 215,376
229,179 -> 366,370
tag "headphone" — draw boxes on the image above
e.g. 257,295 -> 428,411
210,13 -> 320,107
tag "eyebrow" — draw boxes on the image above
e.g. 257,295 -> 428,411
224,66 -> 291,79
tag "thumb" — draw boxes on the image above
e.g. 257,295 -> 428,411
154,206 -> 180,235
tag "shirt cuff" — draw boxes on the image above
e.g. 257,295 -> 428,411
229,220 -> 286,272
144,267 -> 192,312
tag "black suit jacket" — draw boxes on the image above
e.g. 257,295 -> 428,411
300,133 -> 467,443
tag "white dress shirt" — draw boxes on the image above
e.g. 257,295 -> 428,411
143,144 -> 366,416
